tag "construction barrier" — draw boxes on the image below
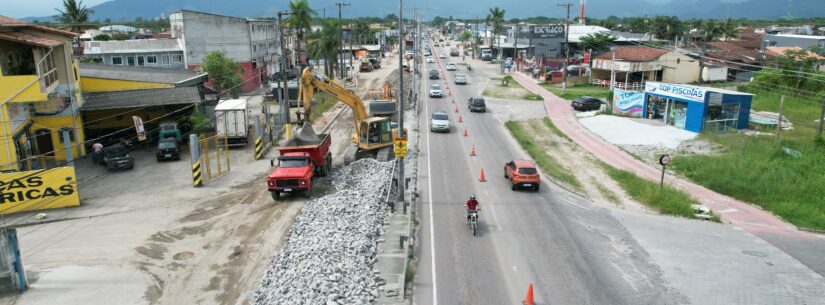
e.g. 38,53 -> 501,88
198,135 -> 231,184
254,136 -> 264,159
192,159 -> 202,187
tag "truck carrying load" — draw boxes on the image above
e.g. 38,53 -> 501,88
267,123 -> 333,200
215,98 -> 249,147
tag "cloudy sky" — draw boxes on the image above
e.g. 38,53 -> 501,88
3,0 -> 110,18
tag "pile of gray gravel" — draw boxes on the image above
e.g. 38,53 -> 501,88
251,159 -> 394,305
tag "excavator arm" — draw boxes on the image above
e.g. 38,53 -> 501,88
299,67 -> 369,130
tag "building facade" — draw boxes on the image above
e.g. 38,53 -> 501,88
170,10 -> 281,92
83,39 -> 185,69
0,16 -> 85,172
766,34 -> 825,49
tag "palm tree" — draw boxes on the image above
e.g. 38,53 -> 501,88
353,20 -> 371,44
484,15 -> 492,50
700,20 -> 722,41
288,0 -> 316,69
651,16 -> 684,41
54,0 -> 94,33
579,33 -> 617,53
488,7 -> 505,59
720,18 -> 738,41
307,20 -> 341,78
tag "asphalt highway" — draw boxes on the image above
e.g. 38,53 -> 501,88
413,38 -> 685,305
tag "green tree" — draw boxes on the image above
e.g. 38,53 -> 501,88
460,30 -> 472,44
93,34 -> 111,41
720,18 -> 738,41
202,51 -> 242,98
353,20 -> 371,44
307,20 -> 341,78
579,33 -> 617,52
54,0 -> 94,33
487,7 -> 505,59
111,33 -> 129,40
650,16 -> 684,41
700,20 -> 722,41
288,0 -> 317,68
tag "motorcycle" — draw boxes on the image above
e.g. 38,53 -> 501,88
465,205 -> 480,236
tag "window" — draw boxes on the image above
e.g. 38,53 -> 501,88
161,55 -> 169,65
112,57 -> 123,65
56,128 -> 75,143
171,54 -> 182,63
127,56 -> 135,66
137,56 -> 145,66
146,55 -> 157,64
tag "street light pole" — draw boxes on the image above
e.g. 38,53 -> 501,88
559,3 -> 573,95
336,2 -> 351,79
277,11 -> 291,124
398,0 -> 405,205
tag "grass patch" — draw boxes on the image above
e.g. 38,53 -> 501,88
543,84 -> 610,100
591,177 -> 621,205
602,164 -> 697,218
667,87 -> 825,230
505,121 -> 581,189
542,117 -> 569,140
482,77 -> 537,100
308,92 -> 337,122
523,93 -> 544,101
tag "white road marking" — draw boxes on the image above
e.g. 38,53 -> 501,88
425,75 -> 439,305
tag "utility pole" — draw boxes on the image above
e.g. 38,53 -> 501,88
819,100 -> 825,137
397,0 -> 405,205
277,11 -> 291,124
776,95 -> 785,143
698,44 -> 705,84
559,3 -> 573,95
336,2 -> 351,79
609,49 -> 616,92
473,16 -> 479,59
514,22 -> 519,68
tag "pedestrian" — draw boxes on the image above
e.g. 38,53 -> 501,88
92,142 -> 103,164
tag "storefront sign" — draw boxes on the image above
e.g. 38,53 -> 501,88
0,167 -> 80,214
645,81 -> 706,102
592,59 -> 662,72
613,89 -> 644,117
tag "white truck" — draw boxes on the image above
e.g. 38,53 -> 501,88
215,98 -> 249,147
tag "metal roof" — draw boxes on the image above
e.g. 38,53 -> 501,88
81,87 -> 202,111
79,63 -> 207,86
83,39 -> 183,55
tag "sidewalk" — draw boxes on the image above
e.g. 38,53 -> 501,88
511,72 -> 825,276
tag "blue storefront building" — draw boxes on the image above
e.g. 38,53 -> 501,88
642,82 -> 753,133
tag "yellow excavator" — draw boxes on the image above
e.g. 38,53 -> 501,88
297,66 -> 400,162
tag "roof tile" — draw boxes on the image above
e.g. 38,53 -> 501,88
594,47 -> 670,62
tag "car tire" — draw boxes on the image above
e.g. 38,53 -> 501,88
156,156 -> 161,162
127,165 -> 134,170
511,183 -> 517,191
271,191 -> 280,201
535,184 -> 540,191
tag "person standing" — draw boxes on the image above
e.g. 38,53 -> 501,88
92,142 -> 103,164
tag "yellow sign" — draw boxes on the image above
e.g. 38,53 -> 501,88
394,137 -> 408,158
0,167 -> 80,215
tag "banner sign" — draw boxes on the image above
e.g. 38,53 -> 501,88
644,81 -> 707,103
613,89 -> 645,117
592,59 -> 662,72
0,167 -> 80,214
132,116 -> 147,141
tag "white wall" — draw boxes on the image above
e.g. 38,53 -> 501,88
660,51 -> 700,83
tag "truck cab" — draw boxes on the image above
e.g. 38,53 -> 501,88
158,121 -> 181,142
267,152 -> 314,200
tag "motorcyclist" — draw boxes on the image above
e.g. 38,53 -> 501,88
465,194 -> 480,222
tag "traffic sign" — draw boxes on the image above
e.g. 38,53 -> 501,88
394,137 -> 408,158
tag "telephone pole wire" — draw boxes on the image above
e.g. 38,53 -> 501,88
558,3 -> 573,95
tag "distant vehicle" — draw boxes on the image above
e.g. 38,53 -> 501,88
267,129 -> 332,200
426,56 -> 435,63
430,111 -> 451,133
481,49 -> 492,61
439,38 -> 444,42
429,69 -> 439,79
504,160 -> 540,191
368,57 -> 381,69
429,84 -> 443,98
215,98 -> 249,146
446,62 -> 457,71
454,73 -> 467,85
424,49 -> 432,56
100,144 -> 134,171
446,41 -> 451,46
360,61 -> 374,72
450,48 -> 460,56
571,96 -> 604,111
433,42 -> 439,47
467,97 -> 486,112
156,137 -> 181,161
158,121 -> 181,142
439,53 -> 447,59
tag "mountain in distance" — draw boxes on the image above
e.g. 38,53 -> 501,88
23,0 -> 825,22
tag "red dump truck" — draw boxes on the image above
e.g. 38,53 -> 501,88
266,129 -> 332,200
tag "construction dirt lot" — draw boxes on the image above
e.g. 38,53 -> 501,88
0,52 -> 404,305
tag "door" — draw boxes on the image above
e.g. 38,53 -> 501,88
34,129 -> 54,157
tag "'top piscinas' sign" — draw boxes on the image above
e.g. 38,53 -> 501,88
0,167 -> 80,214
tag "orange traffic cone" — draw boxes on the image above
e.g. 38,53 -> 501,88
464,128 -> 468,137
449,90 -> 452,96
459,115 -> 463,123
470,145 -> 476,156
479,168 -> 487,182
455,105 -> 459,113
524,283 -> 534,305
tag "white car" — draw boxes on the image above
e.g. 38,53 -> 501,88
439,53 -> 447,59
429,84 -> 443,98
454,73 -> 467,84
446,62 -> 457,71
430,111 -> 450,133
426,56 -> 435,63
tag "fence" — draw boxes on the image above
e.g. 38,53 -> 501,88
198,135 -> 231,184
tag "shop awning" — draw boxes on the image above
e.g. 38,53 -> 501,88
80,87 -> 201,111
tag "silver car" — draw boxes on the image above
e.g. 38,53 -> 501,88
429,84 -> 443,98
446,62 -> 457,71
454,73 -> 467,84
430,111 -> 450,132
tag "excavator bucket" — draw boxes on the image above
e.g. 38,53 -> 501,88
295,122 -> 321,143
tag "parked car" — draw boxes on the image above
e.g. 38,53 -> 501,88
450,48 -> 459,56
446,62 -> 457,71
359,61 -> 374,72
430,111 -> 451,132
571,96 -> 604,111
429,69 -> 439,79
446,41 -> 451,46
504,159 -> 541,191
454,73 -> 467,85
429,84 -> 443,98
156,137 -> 181,161
426,56 -> 435,63
100,144 -> 134,171
467,97 -> 486,112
